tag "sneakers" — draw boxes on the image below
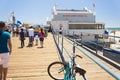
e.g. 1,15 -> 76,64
40,46 -> 43,48
37,46 -> 43,48
27,44 -> 33,47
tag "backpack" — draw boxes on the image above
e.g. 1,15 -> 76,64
20,32 -> 25,40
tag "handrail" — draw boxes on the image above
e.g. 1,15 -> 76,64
53,29 -> 73,61
63,45 -> 72,59
64,37 -> 120,80
52,30 -> 65,62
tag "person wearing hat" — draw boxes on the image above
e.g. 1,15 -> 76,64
27,26 -> 34,47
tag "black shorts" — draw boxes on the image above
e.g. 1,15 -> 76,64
59,31 -> 62,34
40,38 -> 44,42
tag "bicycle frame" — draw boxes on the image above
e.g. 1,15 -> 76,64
64,58 -> 76,80
63,36 -> 87,80
63,39 -> 79,80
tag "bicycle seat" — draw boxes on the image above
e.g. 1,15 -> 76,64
74,66 -> 86,75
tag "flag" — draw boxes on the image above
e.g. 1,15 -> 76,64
17,20 -> 22,26
104,30 -> 109,35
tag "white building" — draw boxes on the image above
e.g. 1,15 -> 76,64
51,6 -> 105,36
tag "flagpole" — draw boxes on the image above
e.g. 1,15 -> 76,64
93,3 -> 95,12
92,3 -> 96,24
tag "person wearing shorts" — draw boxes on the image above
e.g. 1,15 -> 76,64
0,21 -> 12,80
39,28 -> 44,48
35,34 -> 39,46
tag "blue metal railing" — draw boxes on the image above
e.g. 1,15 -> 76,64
64,37 -> 120,80
52,29 -> 120,80
52,30 -> 65,62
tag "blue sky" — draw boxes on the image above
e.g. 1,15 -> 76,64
0,0 -> 120,28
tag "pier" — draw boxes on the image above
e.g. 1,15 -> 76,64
7,33 -> 120,80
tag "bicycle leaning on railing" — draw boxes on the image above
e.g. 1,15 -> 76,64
47,30 -> 87,80
47,54 -> 87,80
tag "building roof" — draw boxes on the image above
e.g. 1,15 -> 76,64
56,9 -> 92,13
54,7 -> 93,14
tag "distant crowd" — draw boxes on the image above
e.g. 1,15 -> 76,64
5,24 -> 49,48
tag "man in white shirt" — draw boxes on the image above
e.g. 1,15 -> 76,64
28,26 -> 34,47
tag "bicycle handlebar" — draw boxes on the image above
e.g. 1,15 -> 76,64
76,54 -> 83,58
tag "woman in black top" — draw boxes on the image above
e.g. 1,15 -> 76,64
19,28 -> 25,48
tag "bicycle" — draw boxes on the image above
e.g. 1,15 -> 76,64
47,55 -> 87,80
48,31 -> 87,80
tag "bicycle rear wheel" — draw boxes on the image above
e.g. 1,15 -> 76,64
47,62 -> 66,80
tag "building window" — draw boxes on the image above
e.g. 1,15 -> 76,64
69,24 -> 96,29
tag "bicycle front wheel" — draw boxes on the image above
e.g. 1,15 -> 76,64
47,62 -> 66,80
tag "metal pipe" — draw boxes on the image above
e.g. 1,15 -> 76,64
76,46 -> 120,80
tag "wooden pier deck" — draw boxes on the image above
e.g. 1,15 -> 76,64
7,33 -> 119,80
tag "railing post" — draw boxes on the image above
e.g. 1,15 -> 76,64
58,30 -> 59,47
95,34 -> 98,54
81,32 -> 83,43
61,33 -> 64,54
73,40 -> 75,54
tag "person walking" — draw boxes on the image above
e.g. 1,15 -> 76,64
19,28 -> 25,48
0,21 -> 12,80
39,28 -> 45,48
27,26 -> 34,47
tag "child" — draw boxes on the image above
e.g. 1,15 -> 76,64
35,34 -> 39,46
39,28 -> 45,48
